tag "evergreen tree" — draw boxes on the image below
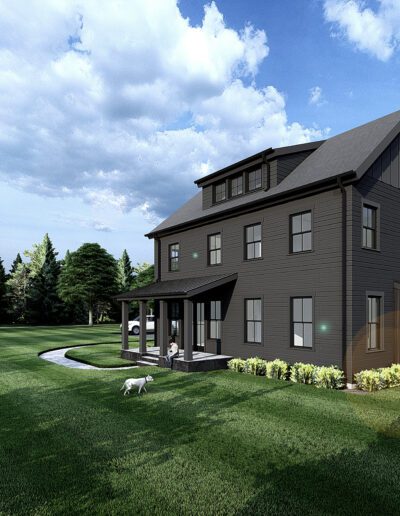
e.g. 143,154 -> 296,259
0,258 -> 8,323
130,263 -> 155,315
58,243 -> 118,326
9,253 -> 22,276
117,249 -> 134,292
25,234 -> 62,324
6,263 -> 31,323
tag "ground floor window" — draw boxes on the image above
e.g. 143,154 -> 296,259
367,295 -> 382,350
292,297 -> 313,348
196,302 -> 205,348
169,302 -> 180,337
209,300 -> 221,339
245,299 -> 262,343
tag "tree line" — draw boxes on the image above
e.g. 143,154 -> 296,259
0,234 -> 154,326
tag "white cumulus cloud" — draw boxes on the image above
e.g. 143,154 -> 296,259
0,0 -> 325,219
324,0 -> 400,61
309,86 -> 325,106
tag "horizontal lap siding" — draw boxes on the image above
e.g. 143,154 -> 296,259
160,189 -> 343,367
352,171 -> 400,373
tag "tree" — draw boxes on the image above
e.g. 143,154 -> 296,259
58,243 -> 118,326
0,258 -> 8,323
25,234 -> 62,324
9,253 -> 22,276
130,263 -> 155,315
6,262 -> 31,323
117,249 -> 134,292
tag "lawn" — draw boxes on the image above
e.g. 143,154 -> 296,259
1,325 -> 400,515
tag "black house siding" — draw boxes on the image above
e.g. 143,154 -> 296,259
269,151 -> 315,188
159,188 -> 344,367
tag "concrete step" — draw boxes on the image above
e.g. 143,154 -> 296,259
137,360 -> 159,367
141,355 -> 159,364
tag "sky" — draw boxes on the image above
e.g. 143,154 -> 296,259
0,0 -> 399,270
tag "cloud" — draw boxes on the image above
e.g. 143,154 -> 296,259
55,213 -> 114,232
0,0 -> 325,220
323,0 -> 400,61
308,86 -> 325,106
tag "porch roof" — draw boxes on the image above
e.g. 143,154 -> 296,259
115,273 -> 237,301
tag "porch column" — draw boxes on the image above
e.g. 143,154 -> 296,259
139,300 -> 147,354
159,300 -> 168,356
121,301 -> 129,350
183,299 -> 193,361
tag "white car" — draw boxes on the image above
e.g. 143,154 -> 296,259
120,315 -> 155,335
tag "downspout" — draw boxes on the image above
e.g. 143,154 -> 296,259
337,177 -> 350,383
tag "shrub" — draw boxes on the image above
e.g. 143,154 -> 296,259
314,366 -> 345,389
265,359 -> 289,380
291,362 -> 317,385
354,369 -> 383,392
227,358 -> 246,373
244,357 -> 267,376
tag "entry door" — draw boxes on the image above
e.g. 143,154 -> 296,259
195,302 -> 205,350
395,283 -> 400,363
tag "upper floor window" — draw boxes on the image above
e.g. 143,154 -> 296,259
290,211 -> 312,253
245,298 -> 262,343
292,297 -> 313,348
248,169 -> 262,191
363,204 -> 378,250
214,182 -> 226,203
231,175 -> 243,197
208,233 -> 222,265
209,300 -> 221,339
245,224 -> 262,260
169,243 -> 179,271
367,295 -> 382,350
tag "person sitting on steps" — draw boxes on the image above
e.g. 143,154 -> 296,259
165,336 -> 179,369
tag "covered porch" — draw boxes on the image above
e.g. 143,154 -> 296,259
115,273 -> 237,372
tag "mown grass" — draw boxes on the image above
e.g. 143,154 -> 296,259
65,340 -> 149,368
1,325 -> 400,515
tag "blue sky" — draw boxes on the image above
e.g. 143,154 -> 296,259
0,0 -> 399,270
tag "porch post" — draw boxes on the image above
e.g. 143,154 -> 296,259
184,299 -> 193,361
121,301 -> 129,350
159,300 -> 168,357
139,300 -> 147,354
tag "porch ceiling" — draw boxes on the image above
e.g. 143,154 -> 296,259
114,273 -> 237,301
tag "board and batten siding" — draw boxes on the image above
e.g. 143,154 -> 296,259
159,188 -> 344,367
351,142 -> 400,372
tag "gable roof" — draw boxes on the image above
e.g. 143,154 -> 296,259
148,110 -> 400,238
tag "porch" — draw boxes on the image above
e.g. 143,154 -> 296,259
115,273 -> 237,372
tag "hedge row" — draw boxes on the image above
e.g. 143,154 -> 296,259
355,364 -> 400,392
227,357 -> 345,390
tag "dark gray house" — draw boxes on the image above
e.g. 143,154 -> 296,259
117,110 -> 400,384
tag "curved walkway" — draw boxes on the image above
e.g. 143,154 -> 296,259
39,345 -> 138,370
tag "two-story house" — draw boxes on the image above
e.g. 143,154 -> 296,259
117,110 -> 400,384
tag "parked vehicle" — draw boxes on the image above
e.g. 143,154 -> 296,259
120,315 -> 155,335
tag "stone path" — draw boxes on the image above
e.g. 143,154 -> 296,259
39,345 -> 138,370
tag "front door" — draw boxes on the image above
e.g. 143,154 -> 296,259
395,283 -> 400,363
195,302 -> 205,351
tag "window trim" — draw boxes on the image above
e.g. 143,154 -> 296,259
289,210 -> 313,254
362,200 -> 380,252
366,291 -> 384,352
207,232 -> 222,266
290,296 -> 314,349
244,223 -> 262,261
209,300 -> 222,340
244,298 -> 262,344
168,243 -> 180,272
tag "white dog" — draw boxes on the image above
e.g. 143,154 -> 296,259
120,375 -> 154,396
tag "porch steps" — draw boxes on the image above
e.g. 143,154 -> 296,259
137,354 -> 160,368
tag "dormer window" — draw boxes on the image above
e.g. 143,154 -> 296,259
214,181 -> 226,203
248,169 -> 262,191
231,175 -> 243,197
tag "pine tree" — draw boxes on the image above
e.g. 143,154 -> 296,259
25,234 -> 62,324
58,243 -> 118,326
9,253 -> 22,276
117,249 -> 134,292
6,262 -> 31,323
0,258 -> 8,323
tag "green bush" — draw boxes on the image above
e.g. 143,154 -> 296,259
265,359 -> 289,380
354,369 -> 383,392
244,357 -> 267,376
314,366 -> 345,389
291,363 -> 317,385
227,358 -> 246,373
